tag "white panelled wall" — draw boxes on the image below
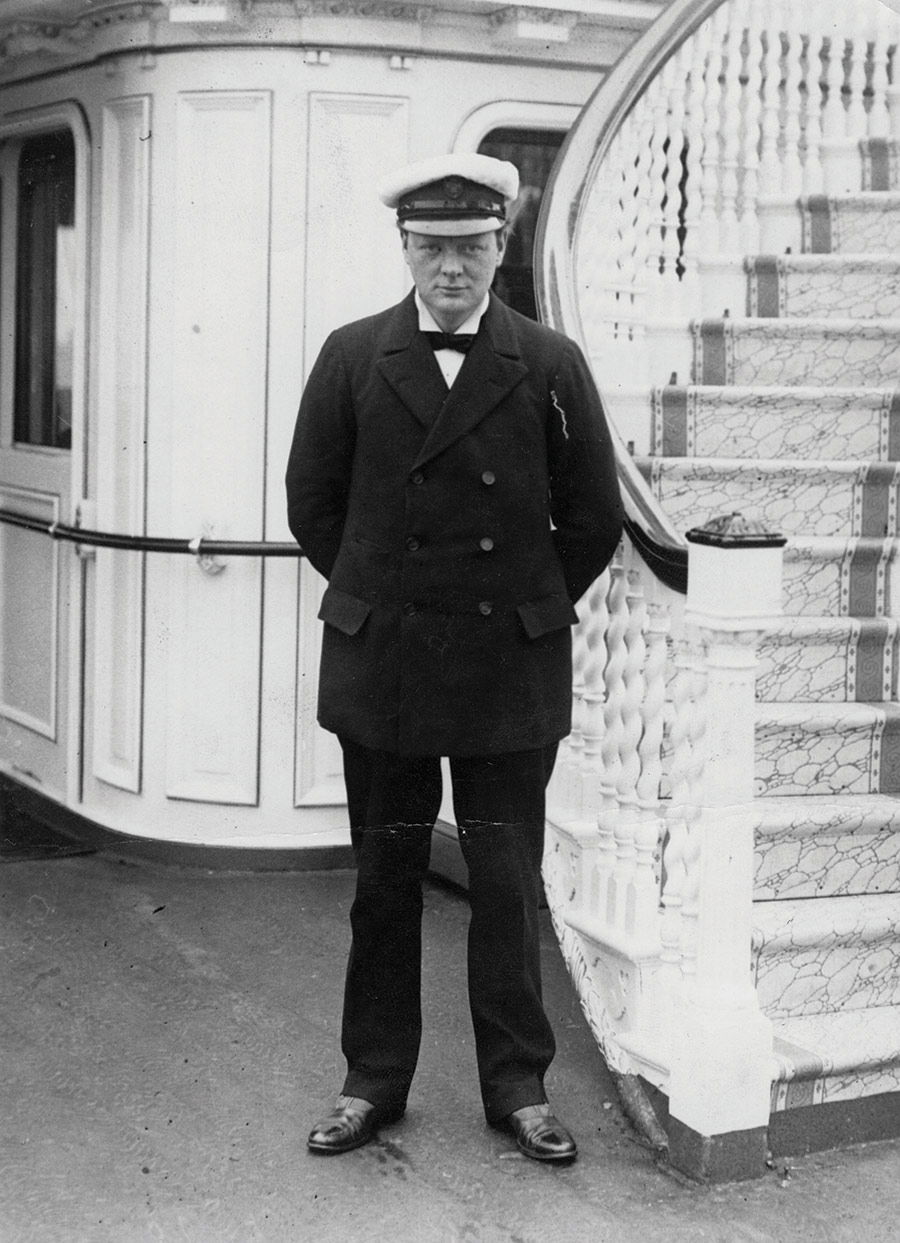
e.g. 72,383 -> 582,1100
0,37 -> 608,847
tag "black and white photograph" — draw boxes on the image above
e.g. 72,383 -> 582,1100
0,0 -> 899,1238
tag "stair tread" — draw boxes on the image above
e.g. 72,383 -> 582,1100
696,315 -> 900,332
643,455 -> 893,474
656,384 -> 896,400
757,700 -> 900,724
754,791 -> 900,833
753,254 -> 900,271
772,1007 -> 900,1079
802,192 -> 900,208
753,891 -> 900,941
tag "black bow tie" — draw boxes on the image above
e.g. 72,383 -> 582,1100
423,331 -> 477,354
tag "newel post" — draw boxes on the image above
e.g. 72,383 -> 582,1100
665,514 -> 785,1183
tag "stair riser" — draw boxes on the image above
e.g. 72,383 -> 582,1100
757,625 -> 900,704
755,713 -> 900,797
802,195 -> 900,255
753,940 -> 900,1018
749,264 -> 900,321
643,461 -> 900,540
652,387 -> 900,462
694,321 -> 900,389
755,828 -> 900,900
782,545 -> 897,618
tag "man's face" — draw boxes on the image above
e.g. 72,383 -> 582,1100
403,230 -> 506,332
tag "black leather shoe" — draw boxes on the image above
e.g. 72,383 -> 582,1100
503,1103 -> 578,1163
307,1095 -> 404,1155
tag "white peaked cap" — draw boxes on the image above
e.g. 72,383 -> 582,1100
378,153 -> 520,235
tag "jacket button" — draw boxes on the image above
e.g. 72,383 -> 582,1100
479,537 -> 494,552
405,536 -> 420,552
403,602 -> 416,616
481,470 -> 496,486
478,601 -> 493,616
410,471 -> 424,485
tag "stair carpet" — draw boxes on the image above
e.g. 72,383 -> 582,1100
641,151 -> 900,1119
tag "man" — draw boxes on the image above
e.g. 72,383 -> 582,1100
285,152 -> 623,1163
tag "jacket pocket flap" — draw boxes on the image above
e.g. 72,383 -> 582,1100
318,586 -> 372,636
516,595 -> 579,639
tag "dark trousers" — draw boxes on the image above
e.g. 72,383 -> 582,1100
338,737 -> 559,1123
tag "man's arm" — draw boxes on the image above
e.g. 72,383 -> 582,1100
285,331 -> 356,580
546,340 -> 624,604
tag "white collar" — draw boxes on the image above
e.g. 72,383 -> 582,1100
415,291 -> 489,336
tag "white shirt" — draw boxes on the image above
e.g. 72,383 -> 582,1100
415,291 -> 489,389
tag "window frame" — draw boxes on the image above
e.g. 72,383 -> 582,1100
0,103 -> 90,469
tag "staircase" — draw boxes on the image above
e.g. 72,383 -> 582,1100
640,153 -> 900,1134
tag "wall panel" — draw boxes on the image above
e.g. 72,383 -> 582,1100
93,95 -> 151,792
165,90 -> 271,804
0,487 -> 58,738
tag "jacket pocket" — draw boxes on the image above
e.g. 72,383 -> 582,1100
318,586 -> 372,636
516,595 -> 579,639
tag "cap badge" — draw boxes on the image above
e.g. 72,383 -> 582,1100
443,176 -> 465,200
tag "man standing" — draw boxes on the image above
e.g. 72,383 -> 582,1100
286,153 -> 623,1162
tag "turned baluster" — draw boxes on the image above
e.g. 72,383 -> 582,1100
612,562 -> 647,932
868,3 -> 892,141
640,71 -> 670,311
580,568 -> 611,814
659,633 -> 695,989
630,588 -> 671,943
780,0 -> 805,198
718,3 -> 745,252
565,600 -> 589,811
698,8 -> 725,256
757,2 -> 783,199
676,629 -> 708,986
819,0 -> 845,142
595,552 -> 628,921
801,9 -> 826,195
739,1 -> 764,254
844,19 -> 869,142
681,28 -> 708,312
660,45 -> 689,317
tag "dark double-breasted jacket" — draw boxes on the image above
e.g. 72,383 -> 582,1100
285,290 -> 623,756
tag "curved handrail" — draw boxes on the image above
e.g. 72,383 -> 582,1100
0,507 -> 303,557
535,0 -> 727,596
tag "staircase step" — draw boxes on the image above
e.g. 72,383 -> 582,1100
639,457 -> 900,539
771,1007 -> 900,1109
757,617 -> 900,704
755,701 -> 900,797
692,317 -> 900,388
782,536 -> 900,618
801,192 -> 900,255
754,793 -> 900,898
651,385 -> 900,462
752,893 -> 900,1017
747,255 -> 900,320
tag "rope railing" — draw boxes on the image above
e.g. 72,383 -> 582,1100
0,507 -> 303,557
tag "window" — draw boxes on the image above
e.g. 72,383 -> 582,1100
13,129 -> 76,450
478,127 -> 566,321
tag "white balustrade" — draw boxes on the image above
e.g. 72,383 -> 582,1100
572,0 -> 900,400
539,0 -> 897,1167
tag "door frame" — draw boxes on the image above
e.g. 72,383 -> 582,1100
0,100 -> 92,807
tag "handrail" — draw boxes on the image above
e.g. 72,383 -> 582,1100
0,507 -> 303,557
535,0 -> 727,596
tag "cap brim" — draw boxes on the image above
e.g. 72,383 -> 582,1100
401,216 -> 505,236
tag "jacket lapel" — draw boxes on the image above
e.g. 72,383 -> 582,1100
375,292 -> 450,429
412,294 -> 528,469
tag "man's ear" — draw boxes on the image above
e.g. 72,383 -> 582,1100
495,230 -> 508,264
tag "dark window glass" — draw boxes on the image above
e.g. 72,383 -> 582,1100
14,129 -> 76,449
478,127 -> 566,321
